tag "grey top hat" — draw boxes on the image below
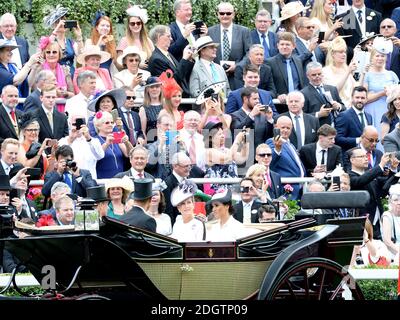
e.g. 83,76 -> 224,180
130,178 -> 154,200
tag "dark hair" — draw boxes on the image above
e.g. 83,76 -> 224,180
158,191 -> 166,214
240,177 -> 255,187
385,101 -> 398,122
240,86 -> 258,101
346,147 -> 361,159
55,145 -> 74,160
257,204 -> 276,219
243,64 -> 260,76
227,202 -> 234,215
351,86 -> 368,97
96,95 -> 117,112
317,124 -> 337,137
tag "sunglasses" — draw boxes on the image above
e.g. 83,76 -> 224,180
45,50 -> 58,55
129,21 -> 142,27
103,121 -> 114,125
127,58 -> 139,62
381,25 -> 394,29
126,95 -> 136,100
219,12 -> 233,16
257,153 -> 272,157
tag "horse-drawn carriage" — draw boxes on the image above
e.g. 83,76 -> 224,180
0,192 -> 369,300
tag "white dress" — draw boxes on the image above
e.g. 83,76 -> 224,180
171,215 -> 204,242
154,213 -> 172,236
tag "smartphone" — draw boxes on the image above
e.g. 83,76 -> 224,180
47,139 -> 57,147
222,63 -> 230,71
317,31 -> 325,44
259,105 -> 267,111
112,131 -> 125,144
10,188 -> 20,200
273,128 -> 281,139
64,20 -> 78,29
192,21 -> 204,35
137,72 -> 143,77
332,176 -> 341,189
211,93 -> 219,101
111,109 -> 120,122
26,168 -> 42,179
75,118 -> 86,130
323,102 -> 333,109
165,130 -> 179,146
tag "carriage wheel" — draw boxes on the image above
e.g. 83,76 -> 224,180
75,294 -> 111,300
265,257 -> 364,300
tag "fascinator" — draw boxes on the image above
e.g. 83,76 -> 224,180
92,10 -> 106,26
171,180 -> 198,207
126,4 -> 148,24
372,36 -> 394,54
159,69 -> 182,100
386,84 -> 400,104
43,5 -> 68,28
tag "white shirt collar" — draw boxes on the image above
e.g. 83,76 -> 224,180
173,171 -> 185,183
289,111 -> 303,119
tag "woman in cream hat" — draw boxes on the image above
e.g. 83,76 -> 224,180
105,176 -> 134,219
113,46 -> 150,96
381,84 -> 400,138
117,5 -> 154,69
278,1 -> 309,34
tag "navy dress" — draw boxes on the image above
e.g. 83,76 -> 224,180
94,134 -> 125,178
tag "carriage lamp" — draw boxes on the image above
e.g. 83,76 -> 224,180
74,198 -> 99,232
0,204 -> 14,238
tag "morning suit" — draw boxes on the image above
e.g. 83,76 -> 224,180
230,108 -> 273,151
189,59 -> 230,98
42,169 -> 97,198
0,104 -> 22,145
266,138 -> 306,200
147,47 -> 194,97
388,46 -> 400,82
269,170 -> 283,200
114,169 -> 154,180
335,107 -> 373,151
294,37 -> 325,69
343,147 -> 382,172
169,21 -> 201,62
301,84 -> 345,126
279,112 -> 320,149
250,29 -> 279,58
117,108 -> 145,145
208,24 -> 252,89
233,61 -> 277,96
336,7 -> 382,49
23,89 -> 41,112
225,88 -> 276,114
233,201 -> 263,223
299,143 -> 343,176
28,106 -> 69,143
120,205 -> 157,233
265,54 -> 305,95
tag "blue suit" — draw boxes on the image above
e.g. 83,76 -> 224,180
250,29 -> 279,58
335,108 -> 373,152
266,138 -> 306,200
225,88 -> 276,114
269,170 -> 283,200
168,21 -> 200,62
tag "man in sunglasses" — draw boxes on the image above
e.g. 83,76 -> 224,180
379,18 -> 400,78
233,177 -> 264,223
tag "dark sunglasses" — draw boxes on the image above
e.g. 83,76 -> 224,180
219,12 -> 233,16
257,153 -> 272,157
127,58 -> 140,62
126,95 -> 136,100
381,25 -> 394,29
129,21 -> 142,27
45,50 -> 58,55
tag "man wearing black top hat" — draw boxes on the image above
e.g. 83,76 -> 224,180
120,178 -> 156,232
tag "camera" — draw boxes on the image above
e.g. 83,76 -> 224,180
240,186 -> 250,193
222,63 -> 230,71
66,160 -> 77,170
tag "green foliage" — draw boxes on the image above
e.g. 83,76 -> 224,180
358,279 -> 398,300
283,199 -> 300,220
2,285 -> 45,297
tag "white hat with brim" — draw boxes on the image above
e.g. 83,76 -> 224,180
77,45 -> 111,65
386,84 -> 400,104
88,88 -> 127,112
195,81 -> 226,105
43,5 -> 68,28
195,36 -> 219,52
105,176 -> 134,201
372,36 -> 393,55
280,1 -> 309,21
171,180 -> 198,207
0,39 -> 20,50
117,46 -> 146,66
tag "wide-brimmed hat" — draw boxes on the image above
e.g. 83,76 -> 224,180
117,46 -> 145,66
126,5 -> 148,24
373,36 -> 393,54
171,180 -> 198,207
206,189 -> 232,206
105,176 -> 134,201
386,84 -> 400,104
88,88 -> 127,112
357,33 -> 380,47
77,45 -> 111,65
195,81 -> 226,105
280,1 -> 309,21
129,178 -> 154,200
0,39 -> 20,50
0,175 -> 11,190
194,36 -> 219,52
137,76 -> 162,92
43,5 -> 68,28
86,185 -> 110,202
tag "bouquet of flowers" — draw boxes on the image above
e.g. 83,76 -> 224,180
36,214 -> 56,227
27,187 -> 45,211
282,184 -> 300,220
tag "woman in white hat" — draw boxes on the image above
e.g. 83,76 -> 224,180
381,85 -> 400,138
113,46 -> 150,95
170,180 -> 205,242
105,176 -> 134,219
117,5 -> 154,70
147,179 -> 172,236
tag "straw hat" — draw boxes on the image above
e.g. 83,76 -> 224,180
194,36 -> 219,52
280,1 -> 309,21
87,88 -> 127,112
105,176 -> 134,201
77,45 -> 111,65
117,46 -> 145,66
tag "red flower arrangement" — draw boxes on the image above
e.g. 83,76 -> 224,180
36,214 -> 56,227
27,187 -> 42,201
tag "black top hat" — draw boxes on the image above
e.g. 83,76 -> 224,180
0,175 -> 11,190
86,185 -> 110,202
130,178 -> 154,200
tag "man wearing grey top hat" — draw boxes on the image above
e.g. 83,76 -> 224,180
120,178 -> 156,232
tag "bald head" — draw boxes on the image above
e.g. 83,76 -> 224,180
276,116 -> 293,140
361,126 -> 379,152
380,18 -> 397,37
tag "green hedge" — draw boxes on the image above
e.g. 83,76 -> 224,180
0,0 -> 259,39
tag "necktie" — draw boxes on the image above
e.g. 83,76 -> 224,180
189,135 -> 196,164
316,86 -> 325,99
63,172 -> 72,189
321,149 -> 326,165
265,172 -> 272,189
261,33 -> 270,58
10,110 -> 16,122
125,111 -> 136,145
286,59 -> 295,92
367,151 -> 372,169
294,115 -> 302,149
358,112 -> 365,129
210,63 -> 219,82
357,10 -> 363,24
223,29 -> 231,61
386,52 -> 392,70
46,111 -> 53,132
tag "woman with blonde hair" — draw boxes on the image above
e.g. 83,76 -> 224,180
309,0 -> 343,40
245,164 -> 271,203
117,5 -> 154,70
322,37 -> 357,107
